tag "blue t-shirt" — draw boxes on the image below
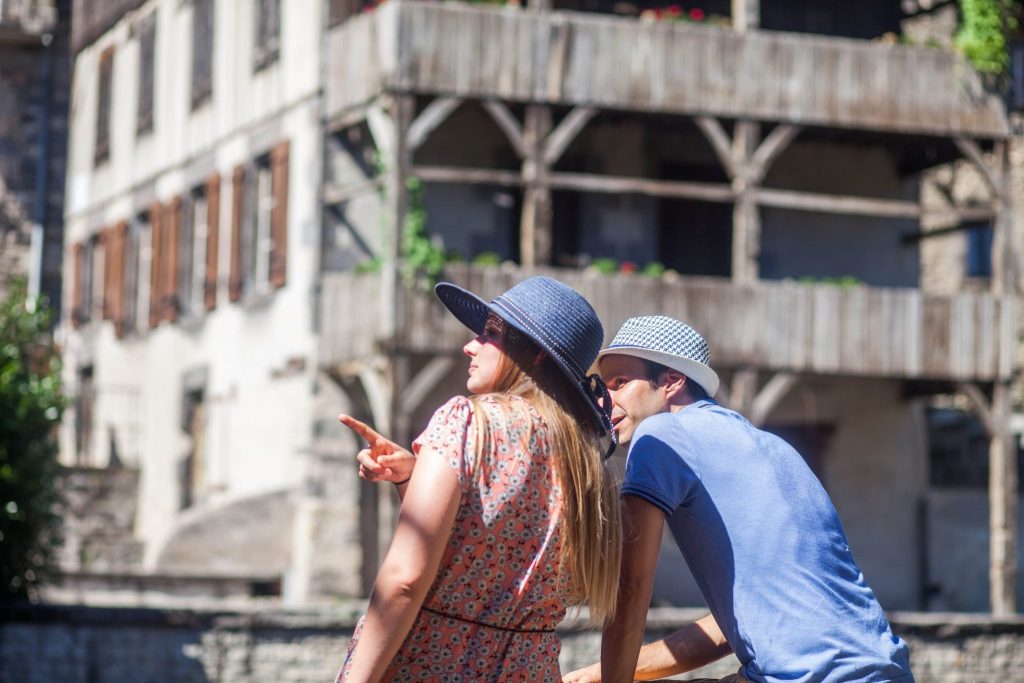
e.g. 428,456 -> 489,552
621,400 -> 914,683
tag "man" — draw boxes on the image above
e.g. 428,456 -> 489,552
565,315 -> 913,683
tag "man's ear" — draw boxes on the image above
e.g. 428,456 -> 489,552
661,370 -> 688,402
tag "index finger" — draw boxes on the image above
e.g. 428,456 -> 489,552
339,414 -> 382,444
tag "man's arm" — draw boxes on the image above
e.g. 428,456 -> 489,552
564,613 -> 731,682
600,494 -> 665,683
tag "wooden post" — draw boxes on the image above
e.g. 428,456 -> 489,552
732,0 -> 760,31
375,95 -> 414,342
729,367 -> 758,417
989,380 -> 1017,615
520,105 -> 553,266
732,122 -> 760,285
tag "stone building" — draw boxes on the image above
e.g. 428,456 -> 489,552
59,0 -> 1021,616
0,0 -> 68,305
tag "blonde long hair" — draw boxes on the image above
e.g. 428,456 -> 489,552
469,316 -> 622,623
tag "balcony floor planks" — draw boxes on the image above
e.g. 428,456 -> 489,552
320,266 -> 1010,383
327,2 -> 1008,139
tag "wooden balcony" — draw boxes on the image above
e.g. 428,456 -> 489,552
320,265 -> 1015,383
326,1 -> 1008,139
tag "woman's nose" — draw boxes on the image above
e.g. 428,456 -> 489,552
464,338 -> 480,357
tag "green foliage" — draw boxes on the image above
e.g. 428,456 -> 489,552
471,251 -> 502,267
589,258 -> 618,274
796,275 -> 861,288
956,0 -> 1019,74
642,261 -> 667,278
0,280 -> 65,601
401,177 -> 446,289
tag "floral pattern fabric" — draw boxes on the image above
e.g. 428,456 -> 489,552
337,394 -> 569,682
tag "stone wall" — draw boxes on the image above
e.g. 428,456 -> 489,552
3,604 -> 1024,682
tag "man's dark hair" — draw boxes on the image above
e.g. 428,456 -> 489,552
642,359 -> 710,402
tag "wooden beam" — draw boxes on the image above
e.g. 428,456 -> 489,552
989,380 -> 1017,615
732,0 -> 760,31
323,177 -> 383,206
731,121 -> 760,284
695,116 -> 741,179
544,106 -> 596,165
412,165 -> 523,187
729,367 -> 758,417
520,105 -> 553,266
954,136 -> 1002,198
750,372 -> 797,427
755,188 -> 921,218
483,100 -> 529,159
407,96 -> 463,151
749,124 -> 800,184
399,356 -> 457,415
366,103 -> 395,159
550,171 -> 735,202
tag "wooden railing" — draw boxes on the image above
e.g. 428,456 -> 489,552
326,1 -> 1008,139
320,265 -> 1015,382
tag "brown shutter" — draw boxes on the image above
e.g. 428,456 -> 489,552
71,242 -> 83,329
229,165 -> 245,302
205,173 -> 220,311
149,201 -> 163,328
269,140 -> 289,289
164,197 -> 181,323
113,221 -> 129,338
100,229 -> 113,321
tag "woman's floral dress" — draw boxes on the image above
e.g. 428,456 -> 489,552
337,394 -> 570,682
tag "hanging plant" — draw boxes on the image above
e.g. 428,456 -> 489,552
955,0 -> 1019,74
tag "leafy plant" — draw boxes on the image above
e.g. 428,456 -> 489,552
472,251 -> 502,266
956,0 -> 1019,74
401,177 -> 446,289
0,279 -> 65,601
590,258 -> 618,275
643,261 -> 667,278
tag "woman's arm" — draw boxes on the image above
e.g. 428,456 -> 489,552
341,445 -> 462,682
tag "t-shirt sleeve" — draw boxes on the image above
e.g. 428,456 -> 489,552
620,418 -> 699,517
411,395 -> 476,492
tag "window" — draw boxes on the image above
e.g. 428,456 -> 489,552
137,12 -> 156,135
123,213 -> 152,335
1012,42 -> 1024,111
254,0 -> 280,71
179,186 -> 209,318
191,0 -> 214,108
75,366 -> 95,465
230,143 -> 288,300
966,223 -> 993,279
95,47 -> 114,165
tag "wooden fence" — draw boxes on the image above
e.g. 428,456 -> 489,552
327,1 -> 1008,138
320,265 -> 1014,382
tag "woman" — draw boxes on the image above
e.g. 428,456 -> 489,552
336,275 -> 622,682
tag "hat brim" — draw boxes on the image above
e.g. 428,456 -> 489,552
435,281 -> 615,446
597,346 -> 720,397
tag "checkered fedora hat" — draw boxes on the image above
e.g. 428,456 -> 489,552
598,315 -> 720,397
435,276 -> 615,443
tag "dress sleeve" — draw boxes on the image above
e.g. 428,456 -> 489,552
412,395 -> 476,492
620,415 -> 699,517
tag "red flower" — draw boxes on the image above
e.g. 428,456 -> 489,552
619,261 -> 636,274
689,7 -> 705,20
666,4 -> 682,16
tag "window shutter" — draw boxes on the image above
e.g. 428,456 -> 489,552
114,221 -> 129,338
229,165 -> 245,302
100,229 -> 113,321
164,197 -> 182,322
149,201 -> 163,328
71,242 -> 83,329
205,173 -> 220,311
270,140 -> 289,289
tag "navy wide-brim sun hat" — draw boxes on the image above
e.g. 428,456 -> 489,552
434,276 -> 615,443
